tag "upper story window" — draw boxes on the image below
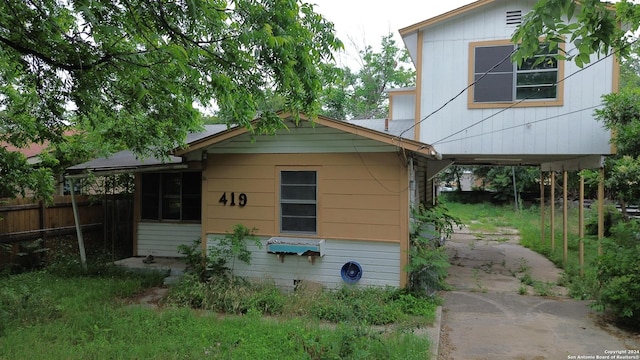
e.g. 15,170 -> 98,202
280,170 -> 317,234
468,40 -> 564,108
141,172 -> 201,221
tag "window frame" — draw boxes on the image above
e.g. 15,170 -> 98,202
140,171 -> 202,223
467,39 -> 564,109
279,169 -> 318,234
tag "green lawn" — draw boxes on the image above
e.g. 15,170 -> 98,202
0,270 -> 433,359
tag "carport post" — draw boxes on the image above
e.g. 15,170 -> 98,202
550,172 -> 556,250
69,178 -> 88,271
540,170 -> 545,244
563,171 -> 568,266
597,167 -> 605,255
579,175 -> 585,277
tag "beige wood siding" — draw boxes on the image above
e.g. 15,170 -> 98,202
203,152 -> 407,243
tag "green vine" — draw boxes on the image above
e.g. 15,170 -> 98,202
178,224 -> 261,282
406,204 -> 461,295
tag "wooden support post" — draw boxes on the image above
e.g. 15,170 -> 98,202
540,170 -> 545,244
598,167 -> 605,255
551,171 -> 556,251
563,170 -> 568,266
579,175 -> 585,277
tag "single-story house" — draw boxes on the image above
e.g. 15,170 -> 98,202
67,113 -> 445,289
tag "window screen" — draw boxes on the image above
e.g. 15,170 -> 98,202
280,171 -> 317,233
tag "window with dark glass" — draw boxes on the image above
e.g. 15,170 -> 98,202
473,43 -> 558,103
141,172 -> 201,221
280,171 -> 317,233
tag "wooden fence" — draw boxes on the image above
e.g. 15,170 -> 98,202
0,194 -> 133,270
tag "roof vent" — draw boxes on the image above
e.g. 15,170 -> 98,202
506,10 -> 522,26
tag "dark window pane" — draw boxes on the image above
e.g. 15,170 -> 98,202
517,71 -> 557,86
281,171 -> 316,185
141,195 -> 159,220
282,217 -> 316,233
519,56 -> 557,71
141,174 -> 160,220
182,172 -> 201,196
475,45 -> 514,73
162,173 -> 181,195
474,73 -> 513,102
282,203 -> 317,217
162,198 -> 181,220
182,197 -> 201,220
281,185 -> 316,200
516,85 -> 557,99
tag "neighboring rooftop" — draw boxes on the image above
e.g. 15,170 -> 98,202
346,118 -> 415,140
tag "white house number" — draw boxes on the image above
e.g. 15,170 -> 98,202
219,192 -> 247,207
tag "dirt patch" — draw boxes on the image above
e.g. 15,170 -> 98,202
127,287 -> 169,308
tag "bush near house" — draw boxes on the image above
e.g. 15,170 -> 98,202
593,220 -> 640,325
169,223 -> 440,327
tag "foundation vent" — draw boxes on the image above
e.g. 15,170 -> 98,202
506,10 -> 523,26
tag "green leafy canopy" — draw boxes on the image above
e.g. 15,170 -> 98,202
512,0 -> 635,67
0,0 -> 342,199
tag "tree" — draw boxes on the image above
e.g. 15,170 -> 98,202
320,34 -> 415,120
511,0 -> 631,67
0,0 -> 342,200
515,1 -> 640,323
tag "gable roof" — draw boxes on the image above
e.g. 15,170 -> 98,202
174,112 -> 435,157
66,113 -> 437,178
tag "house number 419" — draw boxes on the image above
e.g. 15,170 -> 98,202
219,192 -> 247,207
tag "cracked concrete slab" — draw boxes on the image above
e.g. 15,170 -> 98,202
438,226 -> 640,360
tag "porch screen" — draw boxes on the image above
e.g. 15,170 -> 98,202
141,172 -> 201,221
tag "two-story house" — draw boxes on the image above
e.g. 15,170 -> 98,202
391,0 -> 614,171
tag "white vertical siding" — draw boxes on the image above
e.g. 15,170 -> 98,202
391,93 -> 416,121
137,222 -> 202,257
207,235 -> 401,289
417,0 -> 613,157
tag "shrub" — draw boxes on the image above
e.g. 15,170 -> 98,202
406,204 -> 461,295
165,274 -> 285,315
593,220 -> 640,326
178,224 -> 261,281
585,203 -> 622,236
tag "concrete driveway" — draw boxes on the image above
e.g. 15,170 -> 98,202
438,226 -> 640,360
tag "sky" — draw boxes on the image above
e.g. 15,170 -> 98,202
310,0 -> 476,68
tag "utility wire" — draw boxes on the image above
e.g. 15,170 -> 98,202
432,48 -> 618,146
433,104 -> 603,145
397,47 -> 517,140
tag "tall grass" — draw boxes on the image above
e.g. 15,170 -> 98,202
1,269 -> 433,359
445,202 -> 601,299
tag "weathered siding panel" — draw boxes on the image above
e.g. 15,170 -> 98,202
417,0 -> 613,157
203,152 -> 407,243
206,235 -> 401,289
137,222 -> 201,257
207,122 -> 397,154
